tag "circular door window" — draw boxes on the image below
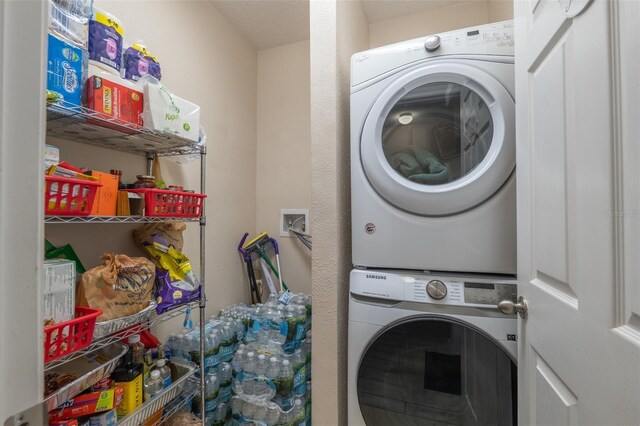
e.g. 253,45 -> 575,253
357,317 -> 517,426
360,63 -> 515,216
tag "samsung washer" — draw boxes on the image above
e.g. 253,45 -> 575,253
348,269 -> 518,425
351,21 -> 516,274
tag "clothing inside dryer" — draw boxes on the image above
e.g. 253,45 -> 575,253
357,318 -> 516,426
382,82 -> 493,185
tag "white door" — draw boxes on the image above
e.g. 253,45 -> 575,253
515,0 -> 640,424
360,62 -> 515,216
0,0 -> 47,424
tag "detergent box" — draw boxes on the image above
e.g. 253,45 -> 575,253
47,33 -> 86,106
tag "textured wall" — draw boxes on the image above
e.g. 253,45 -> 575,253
256,40 -> 312,295
310,0 -> 368,424
369,1 -> 496,48
46,0 -> 258,339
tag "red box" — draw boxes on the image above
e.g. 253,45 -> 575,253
86,76 -> 143,126
48,387 -> 124,421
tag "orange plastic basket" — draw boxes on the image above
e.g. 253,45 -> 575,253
45,176 -> 102,216
127,188 -> 206,217
44,307 -> 102,363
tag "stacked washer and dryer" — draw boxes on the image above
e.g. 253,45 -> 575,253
348,21 -> 518,426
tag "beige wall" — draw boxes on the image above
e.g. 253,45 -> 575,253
46,0 -> 257,338
310,0 -> 368,424
369,0 -> 512,48
488,0 -> 514,22
256,40 -> 312,295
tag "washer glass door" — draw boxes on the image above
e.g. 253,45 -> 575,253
357,317 -> 516,425
360,62 -> 515,216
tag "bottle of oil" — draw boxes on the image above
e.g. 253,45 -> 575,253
112,348 -> 144,418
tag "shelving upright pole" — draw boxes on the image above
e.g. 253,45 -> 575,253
199,146 -> 207,421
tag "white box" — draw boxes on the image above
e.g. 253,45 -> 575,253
44,259 -> 76,324
142,81 -> 200,142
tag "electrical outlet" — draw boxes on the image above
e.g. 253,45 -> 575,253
280,209 -> 309,237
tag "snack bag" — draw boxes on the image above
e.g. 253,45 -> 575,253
77,253 -> 155,321
133,222 -> 185,256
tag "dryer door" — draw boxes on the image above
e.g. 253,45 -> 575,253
360,63 -> 515,216
357,317 -> 516,425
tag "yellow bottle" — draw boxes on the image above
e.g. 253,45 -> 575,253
112,348 -> 144,417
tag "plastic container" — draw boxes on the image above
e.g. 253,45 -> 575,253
125,188 -> 206,218
155,358 -> 172,389
45,176 -> 102,216
144,370 -> 163,401
44,306 -> 102,363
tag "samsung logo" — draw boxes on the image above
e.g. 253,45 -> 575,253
366,274 -> 386,280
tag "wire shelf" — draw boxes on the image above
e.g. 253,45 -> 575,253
152,377 -> 201,426
46,101 -> 203,157
45,215 -> 201,224
45,302 -> 199,371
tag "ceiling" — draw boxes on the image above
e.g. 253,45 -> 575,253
212,0 -> 483,50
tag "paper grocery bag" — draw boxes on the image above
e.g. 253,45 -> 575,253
77,253 -> 155,321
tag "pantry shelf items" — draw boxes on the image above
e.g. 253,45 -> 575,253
118,360 -> 196,426
47,100 -> 202,157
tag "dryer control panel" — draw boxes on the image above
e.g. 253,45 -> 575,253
350,269 -> 517,309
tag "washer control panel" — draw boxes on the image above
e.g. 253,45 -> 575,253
350,269 -> 517,309
403,276 -> 516,308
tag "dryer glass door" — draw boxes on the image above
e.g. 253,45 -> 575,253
360,62 -> 515,216
357,317 -> 516,425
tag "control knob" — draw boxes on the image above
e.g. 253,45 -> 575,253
424,35 -> 441,52
426,280 -> 447,300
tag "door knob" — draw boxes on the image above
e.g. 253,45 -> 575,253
498,296 -> 528,319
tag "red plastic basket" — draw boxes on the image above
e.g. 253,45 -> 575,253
45,176 -> 102,216
44,307 -> 102,363
127,188 -> 206,217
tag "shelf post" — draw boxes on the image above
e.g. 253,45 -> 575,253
146,153 -> 154,176
198,145 -> 207,421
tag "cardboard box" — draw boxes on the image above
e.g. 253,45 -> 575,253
47,33 -> 86,106
48,387 -> 124,421
88,409 -> 117,426
87,171 -> 119,216
86,76 -> 143,126
43,259 -> 76,324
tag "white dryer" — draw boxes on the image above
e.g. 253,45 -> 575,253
348,269 -> 518,426
351,21 -> 516,275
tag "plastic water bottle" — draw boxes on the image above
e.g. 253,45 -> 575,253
244,351 -> 257,375
220,326 -> 234,362
265,401 -> 280,426
243,352 -> 257,395
266,356 -> 280,380
292,349 -> 306,397
292,398 -> 305,425
218,362 -> 232,403
252,402 -> 268,425
206,331 -> 221,370
232,349 -> 244,378
183,335 -> 196,362
256,354 -> 268,376
155,358 -> 172,389
143,370 -> 163,401
276,359 -> 294,410
205,371 -> 220,401
212,402 -> 228,426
